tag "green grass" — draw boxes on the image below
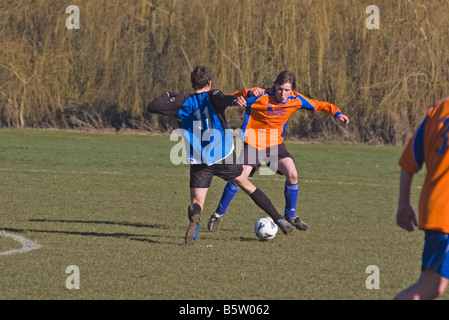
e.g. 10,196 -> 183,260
0,129 -> 442,300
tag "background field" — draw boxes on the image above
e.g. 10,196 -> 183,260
0,129 -> 444,300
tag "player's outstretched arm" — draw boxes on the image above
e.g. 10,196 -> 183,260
147,92 -> 189,116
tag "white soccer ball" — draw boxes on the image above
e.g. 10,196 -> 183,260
254,217 -> 278,241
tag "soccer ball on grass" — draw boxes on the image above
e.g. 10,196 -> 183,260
254,217 -> 278,241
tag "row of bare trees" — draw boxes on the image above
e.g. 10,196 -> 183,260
1,0 -> 449,144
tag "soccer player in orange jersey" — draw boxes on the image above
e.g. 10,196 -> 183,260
207,70 -> 349,232
395,97 -> 449,300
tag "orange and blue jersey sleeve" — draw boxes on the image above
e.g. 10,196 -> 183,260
399,116 -> 427,174
297,93 -> 342,117
232,88 -> 266,99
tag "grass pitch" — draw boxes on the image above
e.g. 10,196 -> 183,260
0,129 -> 443,300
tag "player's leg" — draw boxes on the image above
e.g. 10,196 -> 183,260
208,144 -> 259,232
277,156 -> 309,231
185,188 -> 208,246
233,173 -> 293,235
395,268 -> 449,300
395,230 -> 449,299
278,156 -> 298,218
208,165 -> 252,232
186,165 -> 212,245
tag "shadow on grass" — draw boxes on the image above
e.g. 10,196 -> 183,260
4,219 -> 257,246
29,218 -> 168,229
1,218 -> 176,244
2,226 -> 160,244
238,237 -> 259,242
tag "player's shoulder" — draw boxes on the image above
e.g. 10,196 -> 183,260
190,89 -> 224,100
209,89 -> 225,97
207,89 -> 229,103
292,91 -> 307,99
428,97 -> 449,120
435,96 -> 449,112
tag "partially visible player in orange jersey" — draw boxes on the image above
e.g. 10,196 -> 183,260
207,70 -> 349,232
395,97 -> 449,300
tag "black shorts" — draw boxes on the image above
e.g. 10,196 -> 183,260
189,153 -> 243,188
237,143 -> 293,176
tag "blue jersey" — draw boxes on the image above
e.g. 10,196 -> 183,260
148,90 -> 235,165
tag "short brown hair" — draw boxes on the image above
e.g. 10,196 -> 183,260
191,65 -> 213,91
274,70 -> 296,90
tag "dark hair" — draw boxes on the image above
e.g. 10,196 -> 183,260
191,65 -> 213,91
274,70 -> 296,90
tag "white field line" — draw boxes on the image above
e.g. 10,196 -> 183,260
0,230 -> 41,256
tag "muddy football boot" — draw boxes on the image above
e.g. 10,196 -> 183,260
207,212 -> 223,232
185,214 -> 201,246
276,218 -> 294,235
286,216 -> 310,231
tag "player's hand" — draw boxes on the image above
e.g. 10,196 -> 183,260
234,96 -> 247,107
396,202 -> 418,232
337,114 -> 349,124
249,88 -> 264,97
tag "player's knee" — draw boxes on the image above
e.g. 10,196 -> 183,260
286,171 -> 298,184
232,177 -> 255,195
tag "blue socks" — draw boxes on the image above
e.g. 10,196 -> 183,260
284,181 -> 298,219
215,180 -> 240,215
215,180 -> 299,219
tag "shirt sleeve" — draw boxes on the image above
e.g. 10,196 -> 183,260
399,116 -> 427,173
208,89 -> 236,112
298,93 -> 342,117
147,91 -> 189,117
232,87 -> 265,99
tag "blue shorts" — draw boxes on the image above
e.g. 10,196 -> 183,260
422,230 -> 449,279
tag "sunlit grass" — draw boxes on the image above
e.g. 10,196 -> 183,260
0,129 -> 441,300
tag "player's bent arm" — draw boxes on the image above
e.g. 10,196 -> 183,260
248,88 -> 265,97
232,87 -> 265,99
208,89 -> 237,112
232,96 -> 247,107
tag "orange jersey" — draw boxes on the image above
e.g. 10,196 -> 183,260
399,97 -> 449,233
233,87 -> 342,150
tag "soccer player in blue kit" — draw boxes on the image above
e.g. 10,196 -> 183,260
147,65 -> 293,245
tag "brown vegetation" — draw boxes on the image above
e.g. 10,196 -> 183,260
1,0 -> 449,143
